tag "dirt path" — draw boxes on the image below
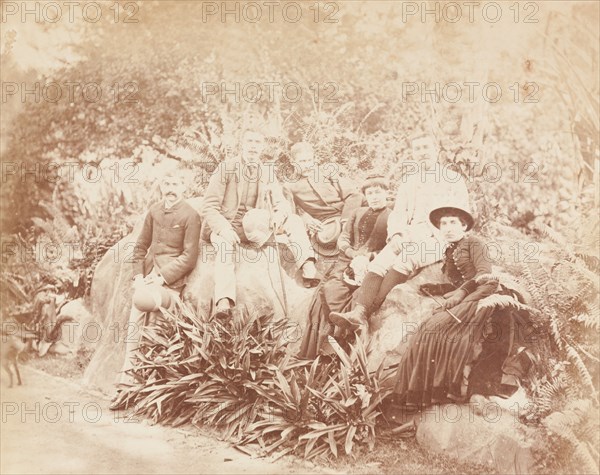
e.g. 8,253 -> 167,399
1,367 -> 329,474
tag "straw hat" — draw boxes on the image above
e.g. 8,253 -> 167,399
310,216 -> 342,257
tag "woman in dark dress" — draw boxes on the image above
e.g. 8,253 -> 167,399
390,204 -> 535,407
298,176 -> 391,360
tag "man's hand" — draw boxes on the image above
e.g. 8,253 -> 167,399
387,234 -> 405,253
271,211 -> 287,231
419,283 -> 441,296
302,214 -> 323,234
133,274 -> 145,289
442,288 -> 467,309
144,272 -> 165,287
349,255 -> 369,285
350,254 -> 369,274
220,228 -> 241,245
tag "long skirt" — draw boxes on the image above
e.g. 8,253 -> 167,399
391,281 -> 501,407
298,259 -> 356,360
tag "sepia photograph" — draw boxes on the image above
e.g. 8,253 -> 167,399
1,1 -> 599,474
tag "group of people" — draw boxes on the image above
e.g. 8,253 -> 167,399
109,124 -> 534,416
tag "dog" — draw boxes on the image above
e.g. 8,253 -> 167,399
1,323 -> 36,388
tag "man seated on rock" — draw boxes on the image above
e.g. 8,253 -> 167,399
329,132 -> 470,331
201,124 -> 317,315
110,169 -> 201,410
284,142 -> 364,273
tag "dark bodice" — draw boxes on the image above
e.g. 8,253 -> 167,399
442,235 -> 492,294
355,207 -> 389,251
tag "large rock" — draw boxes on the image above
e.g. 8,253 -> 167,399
82,193 -> 450,392
53,298 -> 94,355
415,400 -> 540,474
82,217 -> 142,391
367,264 -> 444,372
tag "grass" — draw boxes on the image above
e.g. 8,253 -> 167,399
25,346 -> 94,380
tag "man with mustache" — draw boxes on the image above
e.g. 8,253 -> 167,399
201,124 -> 317,315
329,133 -> 470,330
110,169 -> 201,410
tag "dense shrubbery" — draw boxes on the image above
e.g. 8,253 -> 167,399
119,303 -> 392,460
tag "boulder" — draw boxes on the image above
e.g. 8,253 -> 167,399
82,214 -> 145,391
415,400 -> 540,474
366,264 -> 444,372
54,298 -> 93,355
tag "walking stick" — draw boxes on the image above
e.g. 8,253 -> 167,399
421,288 -> 462,323
266,189 -> 289,317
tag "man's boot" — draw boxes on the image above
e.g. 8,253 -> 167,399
329,304 -> 368,330
329,272 -> 384,330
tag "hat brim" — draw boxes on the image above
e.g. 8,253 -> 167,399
430,207 -> 474,231
310,237 -> 340,257
309,217 -> 342,257
133,285 -> 172,312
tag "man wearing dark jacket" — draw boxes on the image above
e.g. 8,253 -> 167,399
110,169 -> 201,409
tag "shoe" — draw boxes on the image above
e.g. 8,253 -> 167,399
301,260 -> 321,288
109,390 -> 129,411
213,298 -> 233,319
329,304 -> 368,330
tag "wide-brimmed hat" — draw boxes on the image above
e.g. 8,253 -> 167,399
133,284 -> 173,312
242,208 -> 273,248
429,203 -> 475,231
310,216 -> 342,257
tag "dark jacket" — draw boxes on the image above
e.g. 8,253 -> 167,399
337,206 -> 391,258
130,199 -> 202,290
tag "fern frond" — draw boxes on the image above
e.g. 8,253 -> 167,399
534,222 -> 573,256
570,312 -> 600,331
575,252 -> 600,274
476,294 -> 538,315
565,344 -> 596,393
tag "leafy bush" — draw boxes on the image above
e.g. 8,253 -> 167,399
120,302 -> 392,460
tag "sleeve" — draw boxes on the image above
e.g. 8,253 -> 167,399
338,177 -> 365,222
337,209 -> 357,257
459,238 -> 492,294
386,179 -> 410,239
283,182 -> 308,218
200,162 -> 234,236
157,210 -> 202,286
129,211 -> 153,277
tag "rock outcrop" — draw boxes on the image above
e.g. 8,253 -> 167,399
415,400 -> 540,474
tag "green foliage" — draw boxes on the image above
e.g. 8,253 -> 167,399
120,303 -> 392,460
